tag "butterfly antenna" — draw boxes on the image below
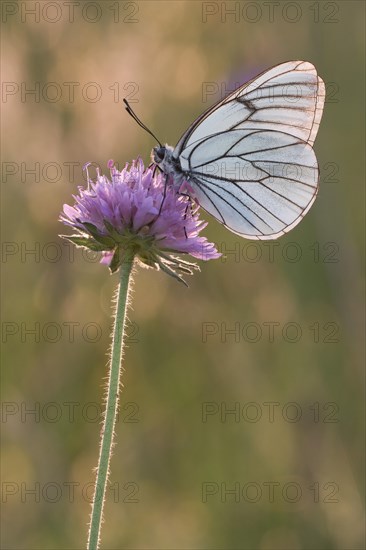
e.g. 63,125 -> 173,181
123,99 -> 162,147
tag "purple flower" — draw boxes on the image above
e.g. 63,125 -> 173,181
60,159 -> 220,284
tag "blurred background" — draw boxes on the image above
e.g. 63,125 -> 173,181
1,1 -> 365,548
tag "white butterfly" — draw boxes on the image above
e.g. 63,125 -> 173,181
128,61 -> 325,240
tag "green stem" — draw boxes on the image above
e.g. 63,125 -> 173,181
87,253 -> 135,550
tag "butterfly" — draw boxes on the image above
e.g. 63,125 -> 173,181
125,61 -> 325,240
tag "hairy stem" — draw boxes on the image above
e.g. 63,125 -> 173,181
87,253 -> 134,550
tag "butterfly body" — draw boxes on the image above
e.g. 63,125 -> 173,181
151,61 -> 325,240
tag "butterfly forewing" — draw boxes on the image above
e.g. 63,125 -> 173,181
173,61 -> 325,239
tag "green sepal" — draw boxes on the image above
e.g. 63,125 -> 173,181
109,247 -> 121,273
81,223 -> 115,247
103,220 -> 124,241
155,257 -> 189,287
82,222 -> 99,236
60,233 -> 114,251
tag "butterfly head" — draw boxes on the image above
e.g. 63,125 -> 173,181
152,144 -> 176,171
152,146 -> 167,165
152,145 -> 185,188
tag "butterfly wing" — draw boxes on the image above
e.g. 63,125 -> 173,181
173,61 -> 325,240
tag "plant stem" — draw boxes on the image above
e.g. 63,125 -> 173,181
87,253 -> 134,550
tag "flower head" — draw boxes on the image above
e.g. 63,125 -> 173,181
60,159 -> 220,284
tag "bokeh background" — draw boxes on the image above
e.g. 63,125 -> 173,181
1,1 -> 365,548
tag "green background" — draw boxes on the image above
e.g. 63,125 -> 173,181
1,1 -> 365,548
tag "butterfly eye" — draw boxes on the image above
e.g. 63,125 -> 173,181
153,146 -> 166,163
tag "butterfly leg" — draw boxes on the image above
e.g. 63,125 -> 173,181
158,174 -> 168,216
178,192 -> 197,239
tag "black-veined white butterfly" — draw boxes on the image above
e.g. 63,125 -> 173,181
125,60 -> 325,240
